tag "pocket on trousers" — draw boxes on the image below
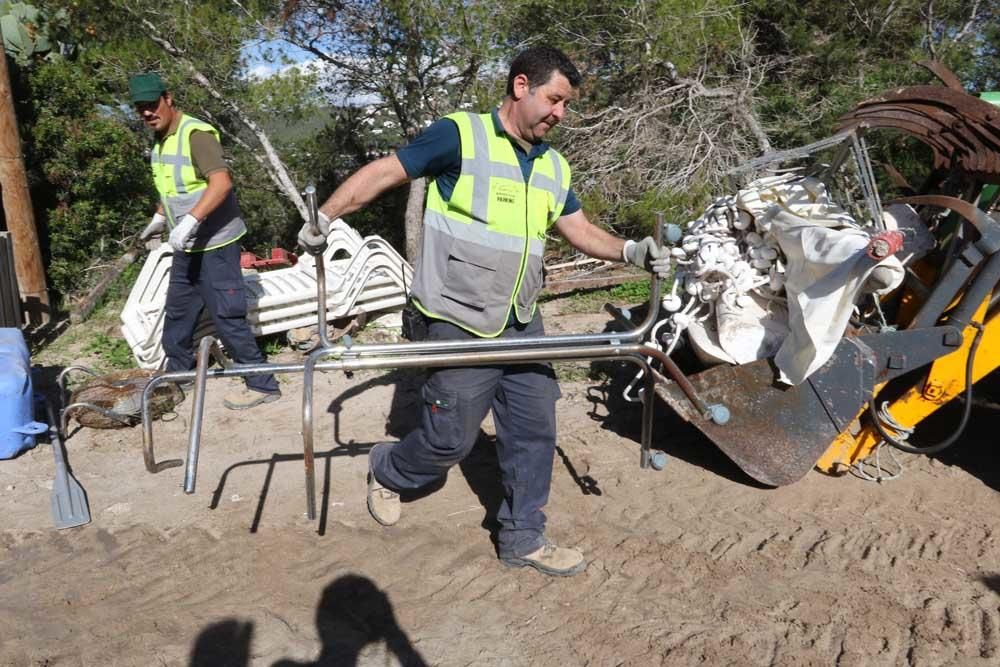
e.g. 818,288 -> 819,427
213,279 -> 248,318
421,383 -> 462,452
441,243 -> 496,311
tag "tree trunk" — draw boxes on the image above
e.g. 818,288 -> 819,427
0,52 -> 48,324
404,177 -> 425,264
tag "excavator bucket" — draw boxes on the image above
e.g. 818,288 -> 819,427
655,337 -> 875,486
654,321 -> 970,486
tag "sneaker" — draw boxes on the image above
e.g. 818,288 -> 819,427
223,387 -> 281,410
366,444 -> 401,526
501,541 -> 586,577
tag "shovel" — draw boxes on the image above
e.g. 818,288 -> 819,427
45,401 -> 91,529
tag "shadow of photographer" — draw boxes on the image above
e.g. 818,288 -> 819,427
188,575 -> 427,667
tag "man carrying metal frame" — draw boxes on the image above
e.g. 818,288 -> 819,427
299,47 -> 668,577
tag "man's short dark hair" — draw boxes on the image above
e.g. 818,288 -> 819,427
506,46 -> 582,96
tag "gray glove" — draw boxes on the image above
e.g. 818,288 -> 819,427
168,214 -> 198,252
140,212 -> 167,241
297,211 -> 332,255
624,236 -> 670,279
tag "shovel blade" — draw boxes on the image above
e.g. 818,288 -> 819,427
656,339 -> 874,486
51,470 -> 91,529
51,474 -> 91,529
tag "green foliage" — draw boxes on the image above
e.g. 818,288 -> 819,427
0,1 -> 68,64
608,280 -> 651,303
545,278 -> 663,314
746,0 -> 998,148
8,0 -> 1000,305
502,0 -> 745,100
260,333 -> 286,357
27,58 -> 152,295
83,332 -> 135,369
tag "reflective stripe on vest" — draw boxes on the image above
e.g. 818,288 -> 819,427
410,111 -> 571,336
150,113 -> 247,253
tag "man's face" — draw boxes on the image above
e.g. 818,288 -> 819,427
513,71 -> 576,143
135,94 -> 174,133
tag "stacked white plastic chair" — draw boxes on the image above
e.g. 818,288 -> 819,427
120,218 -> 413,369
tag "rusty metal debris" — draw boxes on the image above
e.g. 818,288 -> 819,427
838,62 -> 1000,184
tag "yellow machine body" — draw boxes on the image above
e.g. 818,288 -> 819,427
815,297 -> 998,473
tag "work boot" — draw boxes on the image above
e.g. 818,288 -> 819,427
366,444 -> 401,526
222,387 -> 281,410
501,541 -> 586,577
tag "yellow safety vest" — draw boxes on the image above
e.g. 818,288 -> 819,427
411,111 -> 571,336
150,113 -> 246,252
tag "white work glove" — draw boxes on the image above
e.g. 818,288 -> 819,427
297,211 -> 332,255
168,213 -> 199,252
623,236 -> 670,280
140,212 -> 167,241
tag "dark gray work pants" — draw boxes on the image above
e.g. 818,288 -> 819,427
370,312 -> 560,559
161,242 -> 279,394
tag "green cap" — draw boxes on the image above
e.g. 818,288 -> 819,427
128,73 -> 166,104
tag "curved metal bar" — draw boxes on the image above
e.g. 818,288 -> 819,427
891,195 -> 1000,253
184,336 -> 215,494
61,402 -> 135,435
56,365 -> 100,409
303,185 -> 333,350
299,343 -> 658,519
141,373 -> 186,474
301,346 -> 326,519
141,362 -> 308,474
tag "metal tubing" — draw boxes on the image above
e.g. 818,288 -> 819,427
141,215 -> 721,523
300,344 -> 655,519
296,218 -> 664,518
184,336 -> 214,494
948,251 -> 1000,328
142,364 -> 304,474
141,336 -> 711,481
56,365 -> 99,412
640,369 -> 656,469
61,402 -> 134,434
303,185 -> 333,349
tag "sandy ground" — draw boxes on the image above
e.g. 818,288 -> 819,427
2,307 -> 999,667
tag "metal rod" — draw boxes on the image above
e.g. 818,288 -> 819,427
640,369 -> 655,469
303,185 -> 333,349
61,402 -> 134,434
142,362 -> 307,473
56,365 -> 99,416
300,342 -> 662,519
947,251 -> 1000,328
184,336 -> 214,494
140,332 -> 713,480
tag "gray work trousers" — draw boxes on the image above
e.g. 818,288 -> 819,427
370,312 -> 560,559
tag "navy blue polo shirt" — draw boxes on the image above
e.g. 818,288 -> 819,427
396,108 -> 581,217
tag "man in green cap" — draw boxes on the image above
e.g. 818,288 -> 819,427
130,72 -> 280,409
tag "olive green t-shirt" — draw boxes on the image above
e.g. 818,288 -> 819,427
189,130 -> 227,180
157,113 -> 228,180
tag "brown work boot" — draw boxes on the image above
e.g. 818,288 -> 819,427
366,444 -> 400,526
222,387 -> 281,410
501,541 -> 586,577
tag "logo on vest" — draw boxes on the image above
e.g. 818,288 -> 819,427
494,183 -> 519,206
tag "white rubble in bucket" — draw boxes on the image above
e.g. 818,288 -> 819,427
657,173 -> 819,367
625,173 -> 904,401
